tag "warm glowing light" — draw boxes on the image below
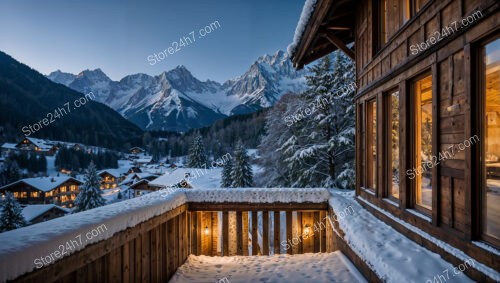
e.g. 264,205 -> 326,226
304,224 -> 311,237
204,226 -> 209,235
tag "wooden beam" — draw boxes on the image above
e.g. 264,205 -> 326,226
323,31 -> 355,60
327,26 -> 351,31
188,202 -> 328,212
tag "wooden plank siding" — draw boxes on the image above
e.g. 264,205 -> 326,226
355,0 -> 500,275
14,205 -> 189,283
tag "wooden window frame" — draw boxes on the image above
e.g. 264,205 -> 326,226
374,0 -> 432,54
410,71 -> 433,216
477,35 -> 500,248
357,102 -> 365,194
384,87 -> 401,203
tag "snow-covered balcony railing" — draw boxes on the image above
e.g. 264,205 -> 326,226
0,188 -> 331,283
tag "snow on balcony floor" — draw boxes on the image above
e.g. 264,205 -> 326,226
169,251 -> 367,283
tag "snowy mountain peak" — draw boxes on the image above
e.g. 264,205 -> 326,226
76,68 -> 111,82
46,49 -> 307,131
47,70 -> 76,86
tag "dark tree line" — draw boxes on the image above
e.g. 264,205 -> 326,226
145,109 -> 267,160
0,158 -> 21,186
7,152 -> 46,174
55,147 -> 119,172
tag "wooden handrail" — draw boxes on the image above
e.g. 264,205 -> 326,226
2,188 -> 332,283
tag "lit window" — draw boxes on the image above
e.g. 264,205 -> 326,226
30,191 -> 39,198
60,186 -> 67,192
388,90 -> 400,199
413,74 -> 433,211
366,99 -> 377,190
20,192 -> 28,198
483,38 -> 500,245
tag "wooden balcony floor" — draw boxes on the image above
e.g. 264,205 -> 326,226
169,251 -> 366,283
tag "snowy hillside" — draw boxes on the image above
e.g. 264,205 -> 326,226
47,50 -> 307,132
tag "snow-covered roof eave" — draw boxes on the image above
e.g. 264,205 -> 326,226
287,0 -> 319,58
0,177 -> 82,192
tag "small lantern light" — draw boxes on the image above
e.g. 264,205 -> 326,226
304,224 -> 311,237
204,225 -> 209,235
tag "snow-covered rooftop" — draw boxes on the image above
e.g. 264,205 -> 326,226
1,143 -> 17,150
287,0 -> 318,57
24,137 -> 53,150
0,176 -> 81,192
149,168 -> 222,189
22,204 -> 69,222
120,172 -> 159,186
98,167 -> 130,178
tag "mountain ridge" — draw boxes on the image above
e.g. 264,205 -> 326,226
47,50 -> 307,132
0,51 -> 143,150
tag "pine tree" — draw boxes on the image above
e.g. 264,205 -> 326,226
74,161 -> 106,212
6,160 -> 21,184
257,94 -> 302,187
187,135 -> 208,168
257,51 -> 356,189
220,158 -> 234,188
231,141 -> 253,188
0,192 -> 27,231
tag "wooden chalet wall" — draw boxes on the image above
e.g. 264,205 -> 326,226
355,0 -> 499,273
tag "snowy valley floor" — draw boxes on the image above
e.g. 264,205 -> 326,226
169,252 -> 367,283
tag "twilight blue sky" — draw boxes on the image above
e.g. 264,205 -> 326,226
0,0 -> 305,82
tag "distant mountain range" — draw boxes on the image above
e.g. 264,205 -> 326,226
47,50 -> 307,132
0,51 -> 143,150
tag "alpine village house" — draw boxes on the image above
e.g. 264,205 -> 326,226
290,0 -> 499,280
0,177 -> 82,208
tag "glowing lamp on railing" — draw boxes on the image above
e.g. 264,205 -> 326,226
304,224 -> 311,237
204,225 -> 209,235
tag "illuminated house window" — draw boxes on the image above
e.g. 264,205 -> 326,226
20,192 -> 28,198
60,186 -> 67,192
387,90 -> 400,199
366,99 -> 377,190
413,74 -> 433,212
482,37 -> 500,246
30,191 -> 40,198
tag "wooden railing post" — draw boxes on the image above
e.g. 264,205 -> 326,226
222,211 -> 229,256
262,211 -> 269,255
251,211 -> 259,255
274,211 -> 281,255
286,211 -> 293,255
236,211 -> 243,255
